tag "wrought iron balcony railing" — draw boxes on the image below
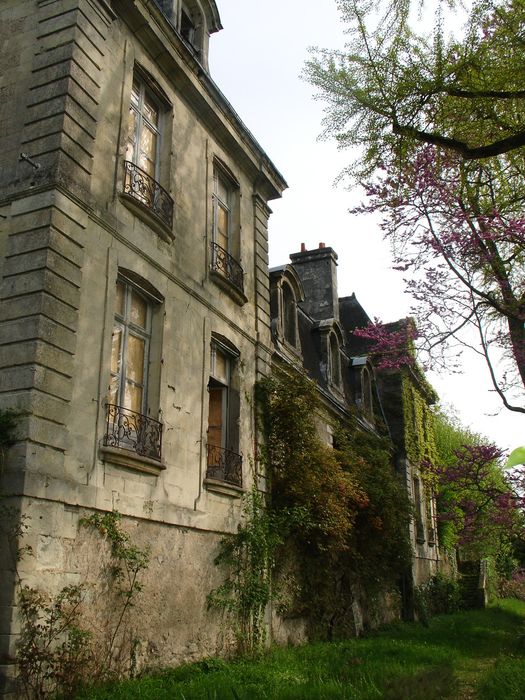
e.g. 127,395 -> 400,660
206,444 -> 243,488
123,160 -> 174,230
210,242 -> 244,294
104,403 -> 163,462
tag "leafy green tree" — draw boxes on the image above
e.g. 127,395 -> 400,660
305,0 -> 525,412
306,0 -> 525,173
432,408 -> 524,569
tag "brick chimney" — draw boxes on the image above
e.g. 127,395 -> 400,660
290,243 -> 339,321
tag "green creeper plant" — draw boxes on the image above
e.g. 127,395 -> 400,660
80,511 -> 150,676
208,486 -> 305,656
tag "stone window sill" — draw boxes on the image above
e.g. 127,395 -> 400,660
119,193 -> 174,243
210,269 -> 248,306
100,445 -> 166,476
204,477 -> 244,498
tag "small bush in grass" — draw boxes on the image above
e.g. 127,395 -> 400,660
499,569 -> 525,601
415,573 -> 462,623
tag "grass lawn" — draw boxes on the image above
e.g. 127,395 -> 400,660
75,599 -> 525,700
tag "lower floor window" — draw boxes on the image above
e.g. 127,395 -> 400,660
206,341 -> 242,486
104,276 -> 162,462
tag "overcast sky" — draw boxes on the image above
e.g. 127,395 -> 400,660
209,0 -> 523,452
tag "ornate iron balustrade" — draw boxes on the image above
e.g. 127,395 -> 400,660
104,403 -> 163,462
210,242 -> 244,294
123,160 -> 174,229
206,444 -> 243,488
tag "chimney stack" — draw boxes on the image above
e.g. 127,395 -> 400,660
290,244 -> 339,321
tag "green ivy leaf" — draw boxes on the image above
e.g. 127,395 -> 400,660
505,446 -> 525,468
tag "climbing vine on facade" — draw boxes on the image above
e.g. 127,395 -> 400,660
208,486 -> 304,655
255,367 -> 412,639
16,511 -> 150,698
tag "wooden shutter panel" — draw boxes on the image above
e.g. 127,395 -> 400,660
227,387 -> 240,454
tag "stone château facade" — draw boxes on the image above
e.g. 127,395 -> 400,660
0,1 -> 441,695
0,0 -> 286,693
269,243 -> 441,635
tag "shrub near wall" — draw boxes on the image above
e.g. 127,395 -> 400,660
257,368 -> 412,639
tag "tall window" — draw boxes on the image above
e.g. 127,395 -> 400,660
210,164 -> 243,293
126,78 -> 160,180
413,477 -> 426,543
109,279 -> 151,415
212,170 -> 232,253
361,366 -> 373,417
207,344 -> 230,451
282,283 -> 297,346
329,333 -> 341,387
180,4 -> 197,47
206,342 -> 242,486
105,277 -> 163,462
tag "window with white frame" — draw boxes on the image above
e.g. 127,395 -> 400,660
109,278 -> 152,414
126,78 -> 161,181
210,164 -> 243,293
123,74 -> 174,231
212,169 -> 232,253
105,277 -> 163,462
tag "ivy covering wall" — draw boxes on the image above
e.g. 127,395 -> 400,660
256,367 -> 413,639
401,374 -> 437,468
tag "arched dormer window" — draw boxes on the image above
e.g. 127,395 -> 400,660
269,265 -> 304,355
180,2 -> 202,52
361,366 -> 373,417
329,333 -> 341,387
282,282 -> 297,347
156,1 -> 222,70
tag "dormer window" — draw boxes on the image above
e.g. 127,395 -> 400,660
155,0 -> 222,71
282,283 -> 297,347
361,366 -> 373,417
181,5 -> 197,47
329,333 -> 341,387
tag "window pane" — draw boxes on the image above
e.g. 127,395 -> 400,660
115,281 -> 125,317
126,108 -> 137,162
283,285 -> 296,345
126,334 -> 145,384
143,96 -> 159,127
139,125 -> 157,167
130,291 -> 148,328
208,386 -> 224,448
124,381 -> 143,414
216,176 -> 229,204
131,81 -> 140,107
217,204 -> 229,250
111,326 -> 122,375
108,375 -> 120,407
213,348 -> 228,384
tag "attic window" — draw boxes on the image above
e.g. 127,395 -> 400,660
181,6 -> 197,48
282,283 -> 297,347
361,366 -> 373,417
329,333 -> 341,387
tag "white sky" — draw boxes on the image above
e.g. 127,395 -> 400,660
209,0 -> 524,452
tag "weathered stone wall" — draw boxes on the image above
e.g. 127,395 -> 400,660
0,0 -> 285,692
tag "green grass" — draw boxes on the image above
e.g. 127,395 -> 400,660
75,599 -> 525,700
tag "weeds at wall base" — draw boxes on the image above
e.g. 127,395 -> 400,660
13,511 -> 150,699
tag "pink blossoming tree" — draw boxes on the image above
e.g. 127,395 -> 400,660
306,0 -> 525,414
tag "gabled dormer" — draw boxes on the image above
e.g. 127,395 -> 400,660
269,264 -> 305,360
312,318 -> 346,397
